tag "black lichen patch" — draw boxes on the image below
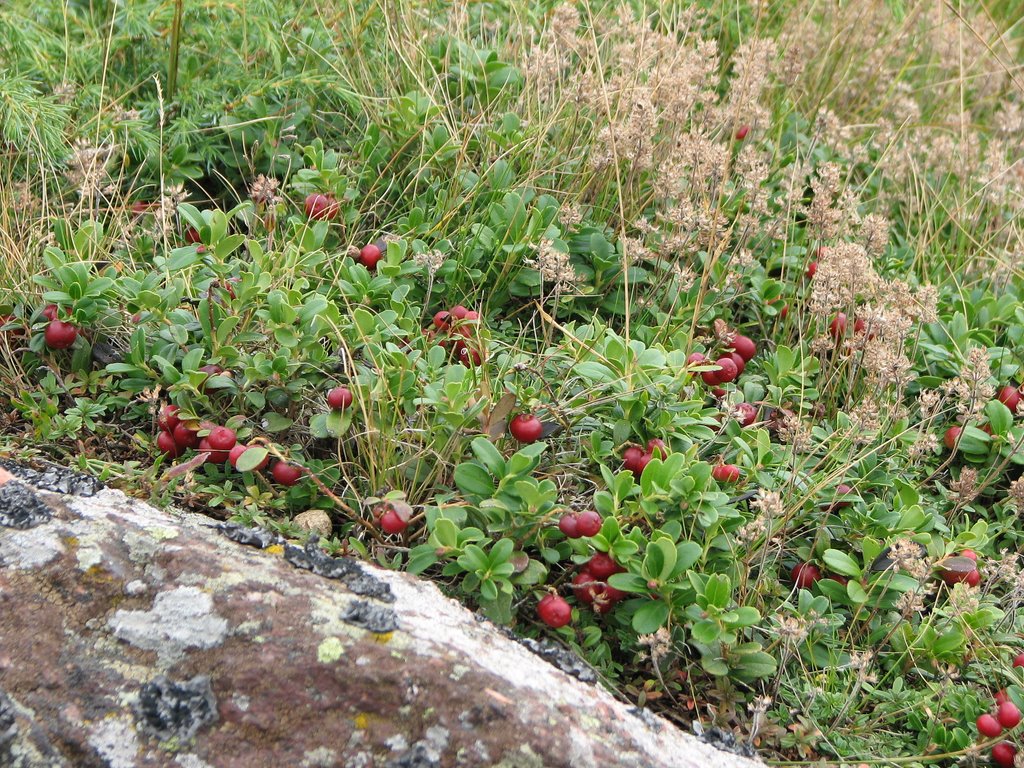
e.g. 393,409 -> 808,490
341,600 -> 399,634
216,522 -> 283,549
284,538 -> 395,603
0,459 -> 102,496
627,706 -> 662,732
136,675 -> 217,741
697,726 -> 757,759
386,743 -> 441,768
0,481 -> 52,529
512,635 -> 598,684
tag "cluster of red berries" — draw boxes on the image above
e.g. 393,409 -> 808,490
558,509 -> 602,538
537,552 -> 629,628
620,438 -> 668,478
155,405 -> 303,486
302,193 -> 382,270
939,549 -> 982,587
945,384 -> 1022,450
977,687 -> 1021,767
688,332 -> 758,389
40,304 -> 79,350
426,305 -> 485,367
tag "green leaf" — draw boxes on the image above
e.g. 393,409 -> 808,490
235,447 -> 268,473
470,437 -> 506,476
454,462 -> 495,498
690,619 -> 721,644
632,600 -> 670,633
823,549 -> 863,578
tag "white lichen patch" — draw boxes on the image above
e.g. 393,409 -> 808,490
301,746 -> 339,767
175,755 -> 216,768
108,586 -> 228,664
0,525 -> 65,569
87,715 -> 139,768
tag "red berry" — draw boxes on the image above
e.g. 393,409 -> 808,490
44,319 -> 78,349
575,510 -> 602,537
327,386 -> 353,410
735,124 -> 750,141
207,426 -> 237,451
993,742 -> 1017,767
41,304 -> 59,321
979,713 -> 1004,738
715,356 -> 739,383
712,464 -> 741,483
730,352 -> 746,376
156,431 -> 181,458
711,387 -> 727,398
587,552 -> 622,580
939,563 -> 975,586
572,571 -> 597,603
509,413 -> 544,443
359,243 -> 383,271
791,562 -> 821,589
730,334 -> 757,362
1014,653 -> 1024,668
558,514 -> 580,538
158,405 -> 181,433
829,313 -> 848,339
463,310 -> 480,321
944,426 -> 962,450
304,193 -> 339,221
197,437 -> 230,464
271,461 -> 304,486
961,549 -> 979,561
997,690 -> 1011,706
172,423 -> 199,449
735,403 -> 757,427
537,594 -> 572,628
998,386 -> 1021,414
229,444 -> 269,472
646,438 -> 668,459
686,352 -> 706,367
450,305 -> 469,320
379,508 -> 408,535
998,701 -> 1021,729
806,261 -> 817,279
433,311 -> 451,330
830,483 -> 854,510
457,345 -> 484,367
701,369 -> 720,386
966,569 -> 982,587
631,452 -> 653,478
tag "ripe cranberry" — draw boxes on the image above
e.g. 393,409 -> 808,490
558,514 -> 580,538
1013,653 -> 1024,669
992,742 -> 1017,768
686,352 -> 706,367
271,461 -> 304,486
41,304 -> 59,321
730,334 -> 757,362
198,437 -> 230,464
997,690 -> 1011,706
158,405 -> 181,433
575,510 -> 602,537
172,423 -> 200,449
939,563 -> 975,586
998,702 -> 1021,729
944,426 -> 962,450
622,446 -> 645,474
979,713 -> 1004,738
829,313 -> 848,339
701,368 -> 720,385
711,387 -> 727,398
229,444 -> 269,472
463,310 -> 480,321
735,124 -> 750,141
380,508 -> 408,534
450,305 -> 470,320
806,261 -> 817,279
572,571 -> 597,603
587,552 -> 622,580
712,464 -> 741,483
735,403 -> 757,427
44,319 -> 78,349
156,431 -> 181,458
830,484 -> 854,509
509,413 -> 544,443
966,569 -> 982,587
791,562 -> 821,589
716,356 -> 739,383
961,549 -> 978,561
207,426 -> 237,451
457,345 -> 483,367
433,311 -> 451,330
537,594 -> 572,628
730,352 -> 746,376
998,385 -> 1021,414
359,243 -> 383,271
327,386 -> 353,410
646,438 -> 668,459
304,193 -> 339,221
